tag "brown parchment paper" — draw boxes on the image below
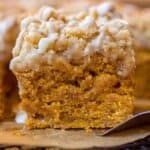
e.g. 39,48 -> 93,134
0,99 -> 149,149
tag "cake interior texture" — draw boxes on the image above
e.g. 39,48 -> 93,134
11,3 -> 135,129
15,55 -> 134,129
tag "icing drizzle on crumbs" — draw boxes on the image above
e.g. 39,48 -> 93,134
11,3 -> 135,77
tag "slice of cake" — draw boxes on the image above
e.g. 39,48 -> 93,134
0,3 -> 27,120
10,4 -> 135,129
122,6 -> 150,99
0,14 -> 19,120
19,0 -> 94,14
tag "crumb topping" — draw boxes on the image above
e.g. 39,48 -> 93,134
123,7 -> 150,49
11,3 -> 135,77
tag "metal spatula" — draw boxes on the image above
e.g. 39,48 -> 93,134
99,111 -> 150,136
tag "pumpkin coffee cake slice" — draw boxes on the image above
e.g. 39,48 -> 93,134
10,4 -> 135,129
0,11 -> 19,120
0,2 -> 28,120
123,6 -> 150,99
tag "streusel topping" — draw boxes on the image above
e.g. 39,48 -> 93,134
11,3 -> 135,77
123,6 -> 150,49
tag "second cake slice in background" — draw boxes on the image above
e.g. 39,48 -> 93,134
122,6 -> 150,99
0,2 -> 29,121
0,5 -> 19,120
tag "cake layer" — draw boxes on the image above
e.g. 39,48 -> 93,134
14,54 -> 134,129
25,98 -> 133,129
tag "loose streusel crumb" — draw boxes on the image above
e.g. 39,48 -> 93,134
11,4 -> 135,129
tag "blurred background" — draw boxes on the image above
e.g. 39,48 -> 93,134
0,0 -> 150,14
